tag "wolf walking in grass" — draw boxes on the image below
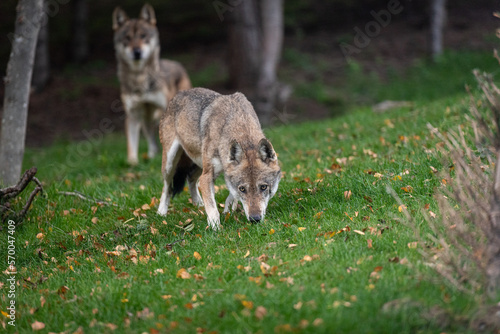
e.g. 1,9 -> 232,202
113,4 -> 191,165
157,88 -> 281,230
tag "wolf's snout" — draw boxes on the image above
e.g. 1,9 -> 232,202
132,47 -> 142,60
249,215 -> 262,223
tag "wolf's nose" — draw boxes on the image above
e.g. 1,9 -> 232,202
249,215 -> 262,223
132,48 -> 142,60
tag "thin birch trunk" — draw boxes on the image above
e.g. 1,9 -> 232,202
0,0 -> 43,186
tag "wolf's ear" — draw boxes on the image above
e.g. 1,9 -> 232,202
259,138 -> 277,163
112,7 -> 128,30
229,140 -> 243,164
140,4 -> 157,26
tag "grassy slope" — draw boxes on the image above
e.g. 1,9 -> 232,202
1,50 -> 498,333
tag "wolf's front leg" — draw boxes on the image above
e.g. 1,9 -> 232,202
223,193 -> 238,214
199,172 -> 220,230
142,108 -> 160,159
143,123 -> 159,159
126,115 -> 141,165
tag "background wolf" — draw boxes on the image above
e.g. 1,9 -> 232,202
157,88 -> 282,230
112,4 -> 191,165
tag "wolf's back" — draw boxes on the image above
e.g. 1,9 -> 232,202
160,60 -> 192,98
171,88 -> 220,129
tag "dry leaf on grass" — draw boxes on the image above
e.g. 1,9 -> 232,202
176,268 -> 191,279
31,321 -> 45,331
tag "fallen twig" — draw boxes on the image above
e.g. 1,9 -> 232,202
18,180 -> 43,221
0,167 -> 38,199
1,167 -> 44,223
57,191 -> 118,207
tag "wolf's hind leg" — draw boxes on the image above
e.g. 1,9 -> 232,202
187,165 -> 203,207
158,138 -> 183,215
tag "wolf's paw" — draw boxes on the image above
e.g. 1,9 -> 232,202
192,197 -> 204,207
222,203 -> 232,214
223,194 -> 237,214
157,204 -> 168,216
207,216 -> 221,231
127,158 -> 139,166
148,148 -> 159,159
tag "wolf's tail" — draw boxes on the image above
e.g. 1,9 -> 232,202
170,152 -> 197,198
171,167 -> 188,198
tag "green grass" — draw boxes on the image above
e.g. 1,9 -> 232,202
286,49 -> 500,111
345,51 -> 500,102
1,53 -> 495,333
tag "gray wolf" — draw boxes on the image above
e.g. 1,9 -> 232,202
157,88 -> 281,230
112,4 -> 191,165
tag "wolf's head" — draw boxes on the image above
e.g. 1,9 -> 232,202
112,4 -> 159,71
225,138 -> 281,223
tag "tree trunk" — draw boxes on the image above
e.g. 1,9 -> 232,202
430,0 -> 446,60
226,0 -> 288,126
255,0 -> 283,125
0,0 -> 43,186
32,3 -> 50,92
72,0 -> 88,62
227,0 -> 260,91
487,153 -> 500,297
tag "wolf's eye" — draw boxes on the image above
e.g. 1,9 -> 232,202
238,186 -> 246,193
260,185 -> 268,191
139,33 -> 146,39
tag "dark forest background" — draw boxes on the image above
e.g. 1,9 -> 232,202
0,0 -> 498,146
0,0 -> 495,69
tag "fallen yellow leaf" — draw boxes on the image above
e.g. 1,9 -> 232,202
31,321 -> 45,331
176,268 -> 191,279
313,318 -> 324,326
407,242 -> 418,249
344,190 -> 352,200
193,251 -> 202,260
105,323 -> 118,330
106,251 -> 122,256
255,305 -> 267,320
241,300 -> 254,309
